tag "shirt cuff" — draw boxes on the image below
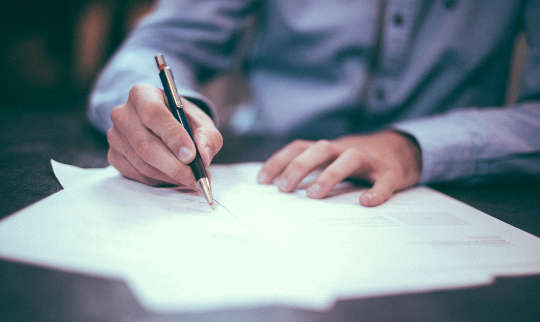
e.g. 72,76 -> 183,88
178,88 -> 218,125
392,113 -> 479,184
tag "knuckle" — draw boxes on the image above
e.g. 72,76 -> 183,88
291,139 -> 308,150
128,83 -> 146,102
213,131 -> 224,150
137,163 -> 156,179
263,161 -> 280,174
140,103 -> 163,126
323,168 -> 342,181
262,159 -> 281,176
345,147 -> 362,160
106,128 -> 115,145
107,149 -> 115,166
110,106 -> 124,125
203,130 -> 223,153
134,139 -> 155,159
164,123 -> 185,145
370,150 -> 385,161
315,139 -> 333,153
287,159 -> 306,175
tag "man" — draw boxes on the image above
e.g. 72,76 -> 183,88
89,1 -> 540,206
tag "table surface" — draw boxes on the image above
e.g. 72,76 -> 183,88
1,106 -> 539,322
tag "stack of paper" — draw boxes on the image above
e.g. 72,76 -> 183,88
0,161 -> 539,312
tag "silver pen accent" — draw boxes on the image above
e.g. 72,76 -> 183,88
155,53 -> 214,206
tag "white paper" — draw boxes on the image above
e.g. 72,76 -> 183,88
0,161 -> 539,312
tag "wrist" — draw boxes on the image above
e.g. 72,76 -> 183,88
385,130 -> 422,185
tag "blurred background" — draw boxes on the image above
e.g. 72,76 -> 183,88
0,0 -> 528,118
0,0 -> 154,109
0,0 -> 248,126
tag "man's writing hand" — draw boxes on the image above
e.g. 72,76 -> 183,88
107,83 -> 222,187
257,131 -> 421,206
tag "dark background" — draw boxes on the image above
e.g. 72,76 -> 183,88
0,0 -> 153,108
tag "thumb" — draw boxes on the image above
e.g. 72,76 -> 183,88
359,173 -> 399,207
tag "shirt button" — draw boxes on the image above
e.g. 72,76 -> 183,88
392,13 -> 404,26
375,87 -> 386,101
443,0 -> 458,10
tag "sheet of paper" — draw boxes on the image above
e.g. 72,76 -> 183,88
212,164 -> 540,274
0,161 -> 539,312
51,159 -> 117,189
2,162 -> 334,310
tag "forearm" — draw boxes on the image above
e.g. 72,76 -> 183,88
88,0 -> 257,133
394,103 -> 540,183
88,48 -> 214,133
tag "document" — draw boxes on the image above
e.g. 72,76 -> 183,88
0,161 -> 539,312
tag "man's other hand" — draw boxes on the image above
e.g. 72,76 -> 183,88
107,83 -> 222,187
257,131 -> 422,206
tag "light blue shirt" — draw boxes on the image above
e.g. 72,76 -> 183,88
89,0 -> 540,184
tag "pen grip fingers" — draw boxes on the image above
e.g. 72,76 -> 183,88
183,100 -> 223,167
129,84 -> 197,164
192,129 -> 223,168
107,126 -> 181,185
111,87 -> 197,186
108,148 -> 159,186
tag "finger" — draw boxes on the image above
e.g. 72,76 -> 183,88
184,99 -> 217,129
128,84 -> 197,164
107,126 -> 179,184
306,148 -> 369,198
257,140 -> 311,184
192,127 -> 223,168
107,148 -> 158,186
182,99 -> 223,167
179,101 -> 222,183
359,173 -> 399,207
275,140 -> 338,192
110,101 -> 196,186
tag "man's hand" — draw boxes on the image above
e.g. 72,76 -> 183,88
257,131 -> 422,206
107,83 -> 223,187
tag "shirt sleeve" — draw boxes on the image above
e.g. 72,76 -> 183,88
393,0 -> 540,183
87,0 -> 258,133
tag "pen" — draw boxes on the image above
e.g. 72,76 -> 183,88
154,54 -> 213,206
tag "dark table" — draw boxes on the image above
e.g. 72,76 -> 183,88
1,106 -> 539,322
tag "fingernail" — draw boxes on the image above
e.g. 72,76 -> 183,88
307,183 -> 322,197
178,146 -> 194,163
361,192 -> 374,205
257,171 -> 268,184
278,178 -> 289,191
362,192 -> 373,201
